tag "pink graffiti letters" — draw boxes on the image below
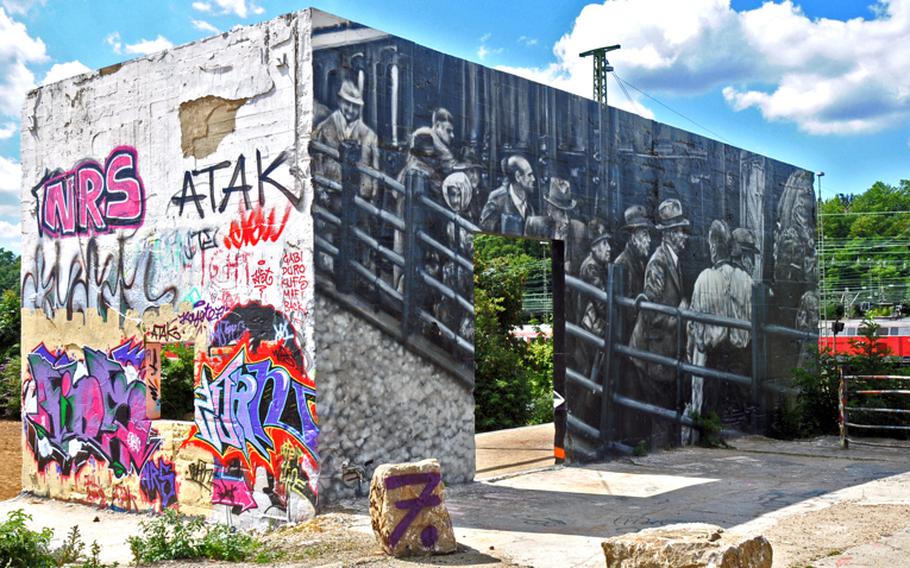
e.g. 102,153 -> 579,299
35,146 -> 145,238
211,458 -> 257,513
24,341 -> 160,478
385,472 -> 443,549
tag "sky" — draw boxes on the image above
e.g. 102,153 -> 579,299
0,0 -> 908,254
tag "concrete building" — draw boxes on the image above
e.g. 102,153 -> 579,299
19,8 -> 815,527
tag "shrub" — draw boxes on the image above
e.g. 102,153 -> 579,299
0,510 -> 115,568
159,343 -> 195,420
128,509 -> 270,564
0,348 -> 21,419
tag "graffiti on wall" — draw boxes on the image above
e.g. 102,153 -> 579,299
22,236 -> 178,320
23,340 -> 160,477
185,337 -> 318,505
34,146 -> 146,238
170,151 -> 302,218
139,457 -> 178,509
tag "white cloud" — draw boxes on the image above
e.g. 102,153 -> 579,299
518,35 -> 539,47
209,0 -> 262,18
0,156 -> 20,199
480,32 -> 492,43
41,60 -> 91,86
105,32 -> 122,55
191,1 -> 212,12
1,0 -> 45,15
0,7 -> 47,118
0,219 -> 19,238
124,35 -> 174,56
496,0 -> 910,135
192,19 -> 219,34
477,33 -> 503,61
0,122 -> 14,140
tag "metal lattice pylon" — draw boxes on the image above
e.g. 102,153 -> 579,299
579,44 -> 620,105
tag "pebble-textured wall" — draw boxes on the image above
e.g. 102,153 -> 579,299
315,293 -> 475,502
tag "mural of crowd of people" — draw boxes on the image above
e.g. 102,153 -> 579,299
310,20 -> 816,457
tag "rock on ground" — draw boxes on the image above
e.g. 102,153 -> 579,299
602,523 -> 772,568
370,459 -> 457,557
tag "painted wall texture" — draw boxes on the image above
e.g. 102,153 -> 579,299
20,7 -> 816,519
20,12 -> 319,526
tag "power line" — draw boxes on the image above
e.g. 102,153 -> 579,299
612,72 -> 734,146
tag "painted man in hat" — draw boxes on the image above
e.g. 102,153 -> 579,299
629,198 -> 690,449
525,177 -> 587,274
480,155 -> 537,235
313,79 -> 380,204
614,205 -> 653,341
577,228 -> 613,373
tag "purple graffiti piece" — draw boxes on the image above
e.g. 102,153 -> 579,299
193,349 -> 318,465
24,343 -> 160,477
139,458 -> 177,508
211,320 -> 248,347
384,472 -> 442,549
110,340 -> 145,369
32,344 -> 72,366
420,526 -> 438,549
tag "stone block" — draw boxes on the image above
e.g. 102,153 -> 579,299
370,459 -> 456,557
601,523 -> 772,568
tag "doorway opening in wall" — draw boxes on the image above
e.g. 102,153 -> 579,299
153,342 -> 196,421
473,234 -> 562,480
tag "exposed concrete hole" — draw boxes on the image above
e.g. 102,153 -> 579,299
99,62 -> 123,76
179,95 -> 248,159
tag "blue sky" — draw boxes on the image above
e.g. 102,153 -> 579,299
0,0 -> 908,253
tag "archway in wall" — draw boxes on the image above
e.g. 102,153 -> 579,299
473,234 -> 564,480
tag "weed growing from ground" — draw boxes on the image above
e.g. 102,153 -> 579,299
128,509 -> 278,564
0,509 -> 116,568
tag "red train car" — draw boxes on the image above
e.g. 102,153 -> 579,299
819,319 -> 910,360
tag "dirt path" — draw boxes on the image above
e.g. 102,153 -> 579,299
475,423 -> 555,480
0,421 -> 20,500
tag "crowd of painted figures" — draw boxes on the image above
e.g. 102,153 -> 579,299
313,78 -> 817,448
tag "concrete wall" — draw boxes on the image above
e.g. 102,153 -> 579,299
20,12 -> 318,527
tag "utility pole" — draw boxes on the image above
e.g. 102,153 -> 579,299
580,44 -> 620,105
817,171 -> 826,333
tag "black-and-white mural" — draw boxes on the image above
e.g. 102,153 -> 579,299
310,14 -> 816,460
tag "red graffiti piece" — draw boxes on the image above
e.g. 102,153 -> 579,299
252,260 -> 274,294
223,205 -> 291,250
36,146 -> 145,238
111,484 -> 137,512
82,474 -> 107,508
281,251 -> 309,314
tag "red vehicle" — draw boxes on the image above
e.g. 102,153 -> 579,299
819,319 -> 910,360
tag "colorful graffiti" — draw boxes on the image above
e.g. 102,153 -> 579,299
211,458 -> 257,514
186,338 -> 318,504
23,340 -> 160,477
139,457 -> 178,509
34,146 -> 146,238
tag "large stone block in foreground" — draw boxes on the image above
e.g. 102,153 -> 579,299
370,459 -> 457,557
602,523 -> 772,568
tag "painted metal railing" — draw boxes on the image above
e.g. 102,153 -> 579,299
839,372 -> 910,449
565,263 -> 816,457
309,140 -> 475,388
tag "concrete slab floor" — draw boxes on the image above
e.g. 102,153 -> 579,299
3,435 -> 910,567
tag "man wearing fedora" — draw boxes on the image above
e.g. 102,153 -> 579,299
577,228 -> 613,373
313,79 -> 380,204
525,177 -> 587,274
629,198 -> 690,449
614,205 -> 654,341
480,155 -> 537,235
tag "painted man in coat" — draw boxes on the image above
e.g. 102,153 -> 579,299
525,177 -> 587,275
613,205 -> 653,342
629,198 -> 690,449
479,155 -> 536,235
